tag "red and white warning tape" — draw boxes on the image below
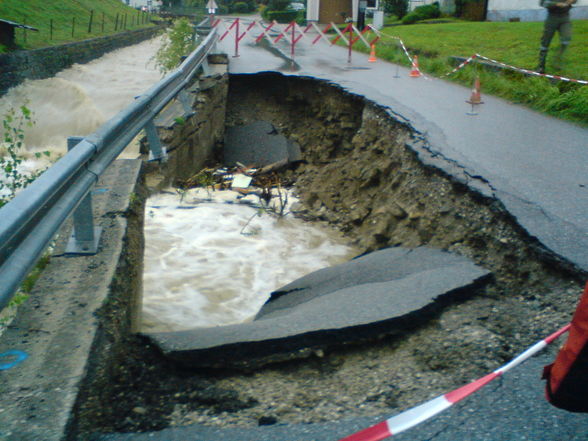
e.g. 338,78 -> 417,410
339,323 -> 571,441
368,26 -> 412,64
367,26 -> 587,85
441,53 -> 479,77
473,53 -> 588,85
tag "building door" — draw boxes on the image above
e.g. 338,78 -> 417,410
319,0 -> 353,24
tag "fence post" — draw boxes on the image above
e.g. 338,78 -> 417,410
115,13 -> 119,31
234,17 -> 240,57
102,12 -> 105,33
50,19 -> 53,40
348,23 -> 352,63
72,17 -> 76,38
23,17 -> 27,44
291,21 -> 295,60
88,10 -> 94,33
64,137 -> 102,255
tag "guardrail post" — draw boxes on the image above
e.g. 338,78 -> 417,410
178,89 -> 195,118
65,136 -> 102,255
145,120 -> 168,162
201,56 -> 211,76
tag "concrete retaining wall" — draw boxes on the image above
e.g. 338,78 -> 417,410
143,56 -> 229,191
0,25 -> 165,96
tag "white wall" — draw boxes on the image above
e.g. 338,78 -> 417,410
307,0 -> 320,21
490,0 -> 588,10
127,0 -> 162,10
487,0 -> 588,21
408,0 -> 453,11
406,0 -> 588,20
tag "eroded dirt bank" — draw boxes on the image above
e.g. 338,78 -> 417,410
80,73 -> 584,436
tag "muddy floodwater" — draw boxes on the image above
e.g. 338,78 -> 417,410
0,36 -> 163,168
142,188 -> 358,332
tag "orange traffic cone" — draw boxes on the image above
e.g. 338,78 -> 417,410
466,77 -> 484,105
409,55 -> 421,77
368,44 -> 377,63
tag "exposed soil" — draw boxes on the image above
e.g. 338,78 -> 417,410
79,73 -> 584,437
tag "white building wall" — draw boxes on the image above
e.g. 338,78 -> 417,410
124,0 -> 162,10
408,0 -> 453,12
488,0 -> 588,21
307,0 -> 320,21
407,0 -> 588,20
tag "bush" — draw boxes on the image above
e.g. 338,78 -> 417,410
265,9 -> 299,22
0,107 -> 50,209
268,0 -> 290,11
402,1 -> 440,24
227,0 -> 256,12
153,18 -> 196,73
232,1 -> 250,12
296,14 -> 307,25
384,0 -> 408,19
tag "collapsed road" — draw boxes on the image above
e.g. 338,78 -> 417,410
1,24 -> 587,441
90,33 -> 587,441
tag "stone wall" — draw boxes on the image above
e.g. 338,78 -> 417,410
0,25 -> 165,96
143,55 -> 229,191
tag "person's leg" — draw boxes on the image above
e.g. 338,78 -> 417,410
554,20 -> 572,70
538,17 -> 557,73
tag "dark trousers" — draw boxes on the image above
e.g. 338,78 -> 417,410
540,13 -> 572,51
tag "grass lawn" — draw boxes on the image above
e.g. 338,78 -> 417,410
363,20 -> 588,124
0,0 -> 156,52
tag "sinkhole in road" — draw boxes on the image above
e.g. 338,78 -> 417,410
83,72 -> 580,436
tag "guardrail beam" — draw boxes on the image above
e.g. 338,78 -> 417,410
0,30 -> 218,309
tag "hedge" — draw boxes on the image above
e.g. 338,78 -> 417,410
265,10 -> 299,23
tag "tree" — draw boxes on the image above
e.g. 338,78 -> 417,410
384,0 -> 408,19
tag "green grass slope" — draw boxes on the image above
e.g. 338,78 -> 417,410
0,0 -> 155,51
367,20 -> 588,124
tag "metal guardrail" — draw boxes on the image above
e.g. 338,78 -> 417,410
0,28 -> 219,310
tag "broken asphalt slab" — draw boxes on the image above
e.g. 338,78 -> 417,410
223,120 -> 302,167
146,247 -> 491,369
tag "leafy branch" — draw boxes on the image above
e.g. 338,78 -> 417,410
0,106 -> 51,208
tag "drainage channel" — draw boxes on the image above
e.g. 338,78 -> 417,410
81,72 -> 582,440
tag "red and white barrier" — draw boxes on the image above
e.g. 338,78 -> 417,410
339,324 -> 571,441
254,20 -> 278,44
218,18 -> 257,57
331,22 -> 352,46
216,19 -> 381,64
311,22 -> 332,45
